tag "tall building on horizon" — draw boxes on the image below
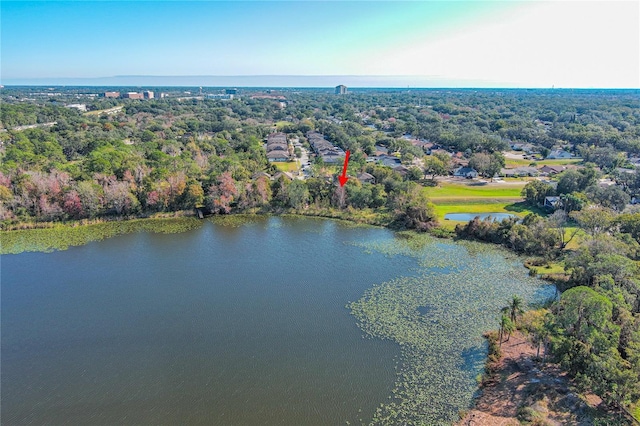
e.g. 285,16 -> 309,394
335,84 -> 347,95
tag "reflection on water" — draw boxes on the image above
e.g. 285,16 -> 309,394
1,217 -> 552,425
444,212 -> 517,221
2,218 -> 406,425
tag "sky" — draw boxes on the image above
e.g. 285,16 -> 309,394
1,1 -> 639,88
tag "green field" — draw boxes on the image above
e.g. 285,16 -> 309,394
274,121 -> 295,130
504,157 -> 583,168
272,161 -> 299,172
424,182 -> 525,201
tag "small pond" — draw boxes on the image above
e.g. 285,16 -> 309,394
444,212 -> 517,222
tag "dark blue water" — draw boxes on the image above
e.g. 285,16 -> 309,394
2,217 -> 413,425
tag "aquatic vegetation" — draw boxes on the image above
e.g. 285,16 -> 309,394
0,218 -> 202,254
349,235 -> 554,425
207,214 -> 261,227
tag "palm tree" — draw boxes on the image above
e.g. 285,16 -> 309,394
498,314 -> 515,345
502,295 -> 524,324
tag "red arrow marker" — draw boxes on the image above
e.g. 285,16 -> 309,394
338,150 -> 351,187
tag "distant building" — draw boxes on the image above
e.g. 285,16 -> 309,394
143,91 -> 154,99
156,92 -> 166,99
207,94 -> 234,100
306,131 -> 345,164
122,92 -> 144,99
225,88 -> 238,95
266,132 -> 291,162
453,167 -> 479,179
539,165 -> 566,175
547,150 -> 572,159
357,172 -> 376,184
65,104 -> 87,112
104,91 -> 120,98
335,85 -> 347,95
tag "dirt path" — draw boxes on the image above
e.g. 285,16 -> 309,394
457,331 -> 600,426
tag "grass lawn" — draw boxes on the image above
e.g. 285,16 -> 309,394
272,162 -> 299,172
537,261 -> 566,275
505,158 -> 583,168
424,182 -> 525,201
274,121 -> 295,130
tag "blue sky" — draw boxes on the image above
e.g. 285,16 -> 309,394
1,1 -> 638,88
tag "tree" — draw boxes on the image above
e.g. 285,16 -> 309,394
522,180 -> 555,206
469,152 -> 504,180
206,172 -> 238,214
556,167 -> 598,195
104,180 -> 137,215
469,153 -> 490,176
499,314 -> 515,344
560,192 -> 586,213
62,190 -> 83,218
584,184 -> 629,212
548,210 -> 579,249
615,212 -> 640,244
388,182 -> 437,231
287,180 -> 309,209
548,286 -> 635,407
520,309 -> 551,359
423,152 -> 450,181
570,205 -> 615,236
183,183 -> 205,209
76,181 -> 103,217
502,295 -> 524,324
486,152 -> 505,181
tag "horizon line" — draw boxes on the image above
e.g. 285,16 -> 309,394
2,75 -> 638,90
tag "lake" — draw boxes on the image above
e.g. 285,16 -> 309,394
1,216 -> 553,425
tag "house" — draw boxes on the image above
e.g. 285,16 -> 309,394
539,165 -> 566,175
252,172 -> 272,180
357,172 -> 376,184
512,166 -> 539,177
266,132 -> 291,162
376,155 -> 402,168
500,168 -> 518,178
411,140 -> 433,154
547,150 -> 572,159
273,172 -> 294,181
267,150 -> 290,162
544,196 -> 562,210
393,165 -> 410,177
306,131 -> 345,163
453,167 -> 479,179
374,145 -> 389,155
267,143 -> 288,152
615,168 -> 636,175
598,178 -> 617,187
